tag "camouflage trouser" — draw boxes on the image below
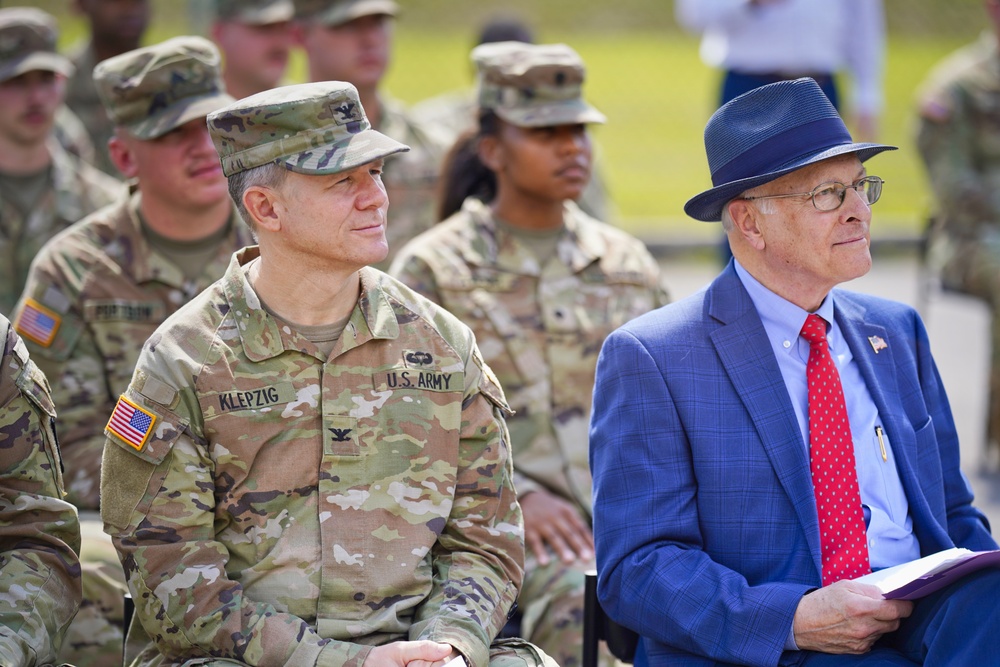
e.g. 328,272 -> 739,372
57,515 -> 128,667
518,553 -> 613,667
938,231 -> 1000,457
127,637 -> 556,667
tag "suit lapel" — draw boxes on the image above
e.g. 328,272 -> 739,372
707,267 -> 823,574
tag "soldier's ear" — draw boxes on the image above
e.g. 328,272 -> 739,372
108,133 -> 138,180
478,134 -> 502,172
244,185 -> 281,233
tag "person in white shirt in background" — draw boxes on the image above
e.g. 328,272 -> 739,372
675,0 -> 886,142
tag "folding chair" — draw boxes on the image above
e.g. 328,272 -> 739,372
582,570 -> 639,667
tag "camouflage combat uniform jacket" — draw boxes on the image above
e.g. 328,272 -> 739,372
100,248 -> 523,667
0,314 -> 82,666
917,31 -> 1000,274
0,141 -> 120,316
390,197 -> 669,515
15,189 -> 252,510
376,95 -> 452,270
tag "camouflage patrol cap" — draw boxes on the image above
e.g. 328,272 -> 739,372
214,0 -> 294,25
0,7 -> 73,83
472,41 -> 606,128
207,81 -> 409,177
292,0 -> 398,26
93,36 -> 234,140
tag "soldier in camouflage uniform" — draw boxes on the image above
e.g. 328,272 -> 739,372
64,0 -> 151,176
99,80 -> 555,667
13,36 -> 250,667
409,18 -> 612,223
293,0 -> 453,270
391,42 -> 670,667
0,312 -> 82,666
916,0 -> 1000,462
210,0 -> 294,101
0,7 -> 121,317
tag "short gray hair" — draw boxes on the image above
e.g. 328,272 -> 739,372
226,161 -> 289,237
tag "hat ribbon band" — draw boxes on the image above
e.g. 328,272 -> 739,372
711,117 -> 853,187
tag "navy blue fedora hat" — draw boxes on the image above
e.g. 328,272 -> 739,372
684,78 -> 897,222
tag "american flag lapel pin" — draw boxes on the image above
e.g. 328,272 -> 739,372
868,335 -> 888,354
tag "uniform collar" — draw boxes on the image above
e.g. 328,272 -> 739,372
122,188 -> 248,290
224,250 -> 400,362
457,197 -> 605,275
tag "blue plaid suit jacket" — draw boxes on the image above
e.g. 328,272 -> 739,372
589,264 -> 997,667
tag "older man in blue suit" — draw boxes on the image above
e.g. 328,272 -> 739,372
590,77 -> 1000,666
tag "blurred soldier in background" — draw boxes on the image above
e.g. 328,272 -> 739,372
917,0 -> 1000,466
411,15 -> 611,222
210,0 -> 294,100
0,312 -> 83,667
392,41 -> 669,667
101,79 -> 555,667
64,0 -> 151,175
293,0 -> 452,269
14,35 -> 251,666
0,7 -> 120,317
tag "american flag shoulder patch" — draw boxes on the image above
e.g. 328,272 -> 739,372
107,395 -> 157,452
15,298 -> 61,347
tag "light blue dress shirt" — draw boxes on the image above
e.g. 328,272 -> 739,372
734,260 -> 921,569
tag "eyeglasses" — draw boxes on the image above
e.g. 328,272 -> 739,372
741,175 -> 884,212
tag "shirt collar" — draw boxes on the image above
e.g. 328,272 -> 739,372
733,259 -> 836,343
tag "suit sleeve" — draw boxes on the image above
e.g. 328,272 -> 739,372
589,328 -> 809,667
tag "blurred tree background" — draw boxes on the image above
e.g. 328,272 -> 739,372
21,0 -> 987,239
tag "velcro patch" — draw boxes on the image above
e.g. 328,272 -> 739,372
106,395 -> 157,452
14,298 -> 61,347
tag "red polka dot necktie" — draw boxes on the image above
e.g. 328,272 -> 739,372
800,314 -> 871,585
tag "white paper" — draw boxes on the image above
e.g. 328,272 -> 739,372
855,547 -> 973,594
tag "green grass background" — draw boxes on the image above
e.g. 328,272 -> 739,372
34,0 -> 985,240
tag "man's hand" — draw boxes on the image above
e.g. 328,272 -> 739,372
362,641 -> 454,666
408,648 -> 466,667
520,488 -> 594,565
793,580 -> 914,654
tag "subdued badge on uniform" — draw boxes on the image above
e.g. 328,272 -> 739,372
14,298 -> 61,347
106,395 -> 157,451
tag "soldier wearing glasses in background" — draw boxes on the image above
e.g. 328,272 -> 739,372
590,78 -> 1000,666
